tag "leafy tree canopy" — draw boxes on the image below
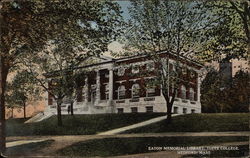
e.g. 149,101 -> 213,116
199,1 -> 250,62
1,0 -> 123,71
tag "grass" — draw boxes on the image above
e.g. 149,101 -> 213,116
6,139 -> 54,156
6,113 -> 165,136
125,113 -> 249,133
6,117 -> 31,124
57,136 -> 249,157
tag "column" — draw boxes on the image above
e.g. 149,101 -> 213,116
197,74 -> 201,102
84,77 -> 88,103
95,70 -> 100,104
108,68 -> 114,106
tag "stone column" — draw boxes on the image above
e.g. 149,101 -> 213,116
95,70 -> 100,104
108,68 -> 114,106
84,77 -> 88,103
197,75 -> 201,102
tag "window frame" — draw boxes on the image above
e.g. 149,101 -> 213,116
189,88 -> 195,101
181,85 -> 187,99
131,83 -> 140,98
118,85 -> 126,99
146,106 -> 153,113
117,108 -> 124,114
131,107 -> 138,113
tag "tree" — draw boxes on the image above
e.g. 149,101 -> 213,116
0,0 -> 122,153
228,70 -> 249,112
201,69 -> 225,113
201,69 -> 249,113
24,45 -> 79,126
23,7 -> 122,125
199,1 -> 249,62
6,71 -> 41,119
120,0 -> 209,123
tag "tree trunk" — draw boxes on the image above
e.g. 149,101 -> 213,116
23,102 -> 26,119
57,99 -> 63,126
70,101 -> 74,115
0,60 -> 9,154
11,107 -> 14,118
164,89 -> 176,124
166,102 -> 173,123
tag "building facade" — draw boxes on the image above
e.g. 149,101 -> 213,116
45,52 -> 203,115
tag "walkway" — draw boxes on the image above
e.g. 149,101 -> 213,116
97,114 -> 180,135
7,131 -> 250,149
6,113 -> 250,156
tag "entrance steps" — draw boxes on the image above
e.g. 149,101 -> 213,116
25,112 -> 54,123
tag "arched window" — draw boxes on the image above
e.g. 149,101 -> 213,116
181,85 -> 186,99
118,85 -> 126,99
146,79 -> 156,97
132,83 -> 140,98
189,88 -> 194,101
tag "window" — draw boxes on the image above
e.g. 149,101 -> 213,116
189,88 -> 195,101
131,107 -> 138,113
132,83 -> 140,98
117,67 -> 125,76
183,108 -> 187,114
146,87 -> 155,97
191,109 -> 195,113
182,67 -> 187,75
105,84 -> 109,100
118,85 -> 126,99
174,107 -> 178,114
146,62 -> 154,71
132,65 -> 140,74
117,108 -> 124,114
190,71 -> 196,78
146,106 -> 153,113
181,85 -> 187,99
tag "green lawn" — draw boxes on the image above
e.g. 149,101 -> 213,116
6,140 -> 54,156
125,113 -> 249,133
6,113 -> 165,136
6,113 -> 249,136
57,136 -> 249,157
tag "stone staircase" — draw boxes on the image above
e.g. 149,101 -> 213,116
25,112 -> 54,123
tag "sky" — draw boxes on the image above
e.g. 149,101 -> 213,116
117,0 -> 131,21
105,1 -> 132,57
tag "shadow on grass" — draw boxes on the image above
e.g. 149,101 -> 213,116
6,113 -> 166,136
125,113 -> 250,133
6,139 -> 54,156
182,145 -> 249,158
57,136 -> 249,157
